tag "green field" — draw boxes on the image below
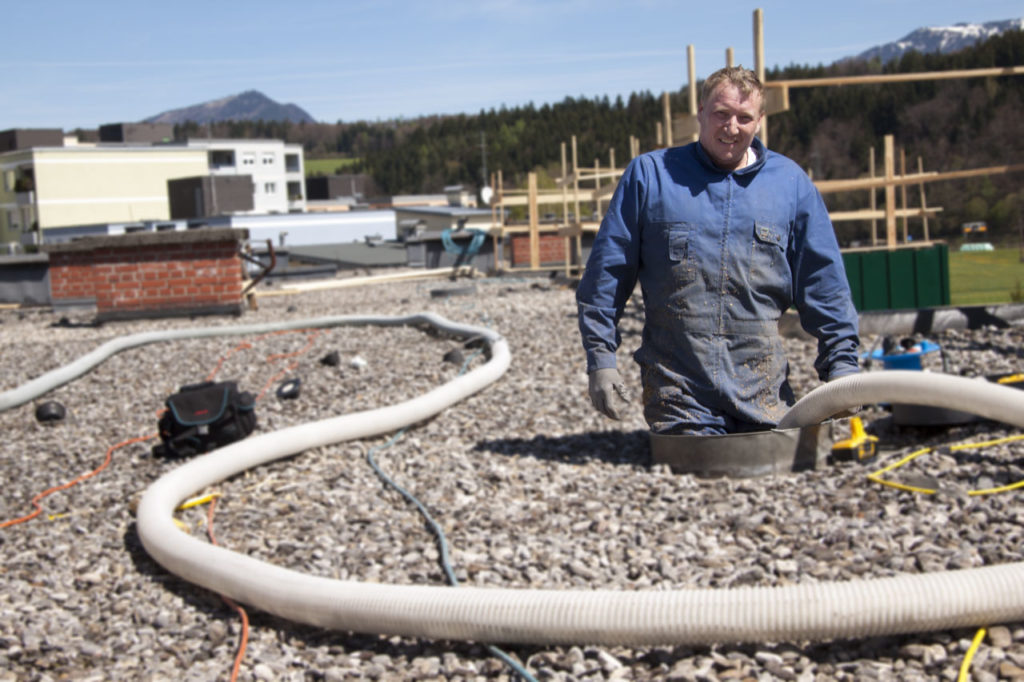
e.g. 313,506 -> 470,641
949,247 -> 1024,305
304,157 -> 360,176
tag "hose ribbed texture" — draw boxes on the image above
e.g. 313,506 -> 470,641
9,319 -> 1024,646
779,371 -> 1024,430
0,315 -> 464,413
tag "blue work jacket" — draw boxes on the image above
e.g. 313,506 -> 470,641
576,139 -> 860,434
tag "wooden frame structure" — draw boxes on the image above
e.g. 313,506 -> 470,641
486,8 -> 1024,274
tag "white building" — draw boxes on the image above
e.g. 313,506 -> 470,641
186,139 -> 305,214
0,131 -> 306,246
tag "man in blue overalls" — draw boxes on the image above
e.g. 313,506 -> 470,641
577,66 -> 860,435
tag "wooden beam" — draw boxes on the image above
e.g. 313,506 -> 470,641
918,156 -> 930,242
900,147 -> 909,243
498,191 -> 585,207
561,141 -> 569,223
815,163 -> 1024,193
687,44 -> 698,120
884,135 -> 896,247
829,207 -> 943,222
256,267 -> 477,296
661,92 -> 673,147
572,135 -> 581,223
490,171 -> 501,270
767,65 -> 1024,89
573,168 -> 622,181
869,146 -> 877,246
528,172 -> 540,269
764,83 -> 789,115
753,8 -> 767,147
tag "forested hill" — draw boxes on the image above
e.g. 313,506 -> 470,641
175,29 -> 1024,242
767,29 -> 1024,242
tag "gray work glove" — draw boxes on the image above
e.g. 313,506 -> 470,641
588,368 -> 631,420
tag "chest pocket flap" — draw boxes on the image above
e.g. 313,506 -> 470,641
754,222 -> 784,250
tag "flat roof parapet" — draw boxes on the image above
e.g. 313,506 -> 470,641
41,228 -> 249,254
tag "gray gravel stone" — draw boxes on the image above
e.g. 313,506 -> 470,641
2,276 -> 1024,680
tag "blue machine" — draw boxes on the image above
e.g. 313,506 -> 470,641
864,338 -> 942,371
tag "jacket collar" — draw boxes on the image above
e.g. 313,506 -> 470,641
694,136 -> 767,175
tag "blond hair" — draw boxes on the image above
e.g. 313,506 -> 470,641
700,66 -> 764,113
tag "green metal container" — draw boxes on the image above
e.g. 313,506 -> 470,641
841,243 -> 950,312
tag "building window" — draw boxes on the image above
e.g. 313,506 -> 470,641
264,182 -> 277,194
2,171 -> 13,192
287,181 -> 303,201
209,150 -> 235,169
285,154 -> 300,172
242,153 -> 256,166
261,153 -> 275,166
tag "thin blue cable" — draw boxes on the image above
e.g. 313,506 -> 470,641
364,349 -> 537,682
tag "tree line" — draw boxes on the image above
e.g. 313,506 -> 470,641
167,30 -> 1024,244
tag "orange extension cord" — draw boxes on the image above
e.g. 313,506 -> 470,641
1,328 -> 323,678
207,496 -> 250,682
0,432 -> 155,529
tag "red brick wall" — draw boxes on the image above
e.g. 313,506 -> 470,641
46,230 -> 247,318
510,234 -> 567,266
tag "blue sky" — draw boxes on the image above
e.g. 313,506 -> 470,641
4,0 -> 1023,131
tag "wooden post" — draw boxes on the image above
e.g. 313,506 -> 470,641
917,156 -> 930,242
489,171 -> 499,272
528,172 -> 540,270
655,121 -> 663,147
560,142 -> 569,224
496,169 -> 505,270
594,158 -> 602,220
726,47 -> 734,68
662,92 -> 673,147
884,135 -> 896,247
561,142 -> 571,276
753,8 -> 768,147
869,147 -> 878,246
687,44 -> 698,143
899,147 -> 910,243
571,135 -> 581,225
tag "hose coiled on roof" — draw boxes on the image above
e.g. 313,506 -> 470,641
8,320 -> 1024,646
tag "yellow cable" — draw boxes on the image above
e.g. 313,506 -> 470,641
970,479 -> 1024,496
868,434 -> 1024,496
177,492 -> 222,510
865,432 -> 1024,681
958,627 -> 987,682
867,447 -> 937,494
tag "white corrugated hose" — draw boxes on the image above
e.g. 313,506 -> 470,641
7,316 -> 1024,646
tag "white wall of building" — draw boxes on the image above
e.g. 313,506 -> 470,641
191,139 -> 305,214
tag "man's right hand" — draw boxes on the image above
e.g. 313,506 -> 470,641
588,368 -> 631,420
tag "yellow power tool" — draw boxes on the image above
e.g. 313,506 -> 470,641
830,417 -> 879,463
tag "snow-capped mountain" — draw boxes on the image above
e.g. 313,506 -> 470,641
855,18 -> 1024,63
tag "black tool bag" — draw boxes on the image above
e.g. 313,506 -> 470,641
158,381 -> 256,458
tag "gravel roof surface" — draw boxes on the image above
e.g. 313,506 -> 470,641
3,273 -> 1024,681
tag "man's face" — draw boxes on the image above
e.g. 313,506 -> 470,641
697,83 -> 764,171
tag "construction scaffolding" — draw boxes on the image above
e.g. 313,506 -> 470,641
485,7 -> 1024,274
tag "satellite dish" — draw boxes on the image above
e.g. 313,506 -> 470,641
480,185 -> 493,206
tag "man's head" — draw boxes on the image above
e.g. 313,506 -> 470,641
697,66 -> 765,171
